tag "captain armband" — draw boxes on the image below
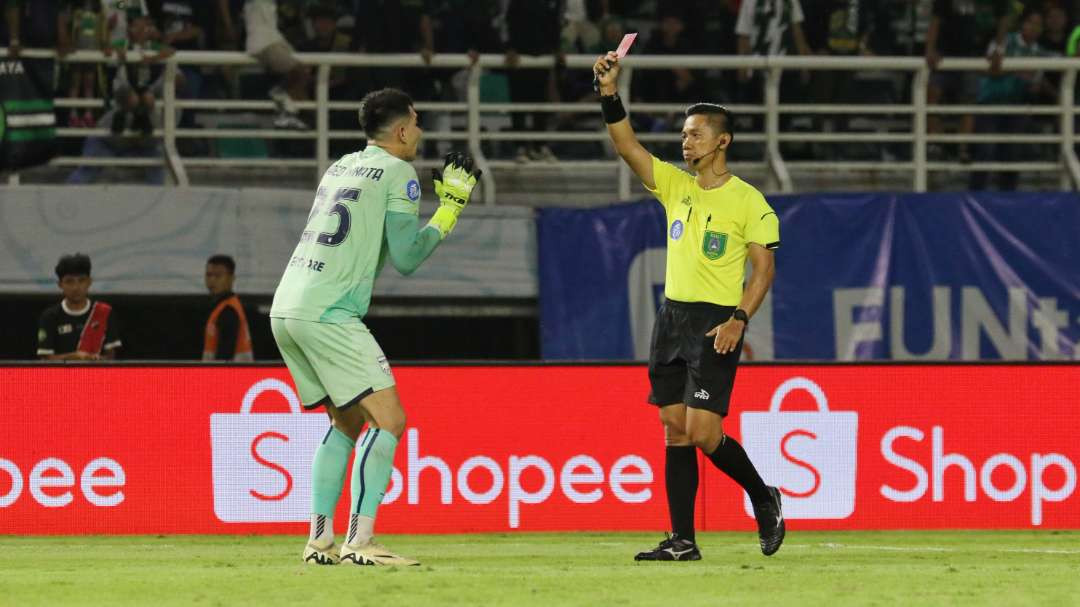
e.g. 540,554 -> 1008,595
600,93 -> 627,124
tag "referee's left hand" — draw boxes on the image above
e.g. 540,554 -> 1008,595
706,320 -> 744,355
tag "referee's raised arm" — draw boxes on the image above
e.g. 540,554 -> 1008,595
594,51 -> 655,190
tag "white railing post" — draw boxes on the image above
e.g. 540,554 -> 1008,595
912,65 -> 929,192
467,62 -> 495,205
315,64 -> 330,180
1059,68 -> 1079,190
765,66 -> 792,192
162,60 -> 189,186
617,66 -> 633,200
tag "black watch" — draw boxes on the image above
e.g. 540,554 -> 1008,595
733,309 -> 749,325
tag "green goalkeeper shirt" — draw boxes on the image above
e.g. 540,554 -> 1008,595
270,145 -> 440,323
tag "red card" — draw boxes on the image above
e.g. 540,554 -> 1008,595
615,32 -> 638,58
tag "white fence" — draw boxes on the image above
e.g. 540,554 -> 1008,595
6,49 -> 1080,201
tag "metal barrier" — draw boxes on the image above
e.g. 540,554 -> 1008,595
5,49 -> 1080,199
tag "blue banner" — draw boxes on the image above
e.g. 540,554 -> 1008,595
538,193 -> 1080,361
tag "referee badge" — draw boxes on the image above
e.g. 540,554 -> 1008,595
670,219 -> 684,240
702,230 -> 728,259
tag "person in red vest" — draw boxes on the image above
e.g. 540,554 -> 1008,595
37,253 -> 121,360
203,254 -> 253,361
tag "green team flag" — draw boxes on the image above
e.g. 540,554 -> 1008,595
0,58 -> 56,172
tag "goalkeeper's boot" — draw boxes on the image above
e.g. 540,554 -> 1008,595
340,539 -> 420,566
634,533 -> 701,561
302,539 -> 340,565
753,486 -> 786,556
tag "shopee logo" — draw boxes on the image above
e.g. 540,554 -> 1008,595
0,457 -> 125,508
225,426 -> 655,528
210,380 -> 656,527
779,430 -> 821,498
381,428 -> 653,528
249,432 -> 293,501
742,377 -> 858,519
881,426 -> 1077,525
210,379 -> 327,522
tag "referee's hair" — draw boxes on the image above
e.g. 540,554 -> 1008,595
206,254 -> 236,274
685,103 -> 733,143
55,253 -> 91,279
359,88 -> 415,139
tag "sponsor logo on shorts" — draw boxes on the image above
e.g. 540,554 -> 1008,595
670,220 -> 684,241
377,355 -> 392,375
406,180 -> 421,201
694,388 -> 710,400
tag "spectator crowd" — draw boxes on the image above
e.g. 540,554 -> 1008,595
3,0 -> 1079,187
9,1 -> 1080,360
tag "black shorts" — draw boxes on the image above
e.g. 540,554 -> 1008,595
647,300 -> 743,416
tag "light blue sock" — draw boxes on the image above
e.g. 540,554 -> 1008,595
311,426 -> 355,518
346,428 -> 399,545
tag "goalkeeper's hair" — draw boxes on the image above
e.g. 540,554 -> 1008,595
685,103 -> 733,143
359,88 -> 415,139
55,253 -> 91,279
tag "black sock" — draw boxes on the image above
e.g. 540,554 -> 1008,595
705,436 -> 770,505
665,445 -> 698,542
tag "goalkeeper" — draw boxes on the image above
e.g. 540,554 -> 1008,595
269,87 -> 480,567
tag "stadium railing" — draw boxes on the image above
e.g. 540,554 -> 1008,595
5,49 -> 1080,201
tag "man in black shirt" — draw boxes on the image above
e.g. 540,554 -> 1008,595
37,253 -> 122,360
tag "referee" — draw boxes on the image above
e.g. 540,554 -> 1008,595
593,50 -> 785,559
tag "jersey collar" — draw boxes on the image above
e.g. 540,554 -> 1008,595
61,299 -> 92,316
696,174 -> 736,193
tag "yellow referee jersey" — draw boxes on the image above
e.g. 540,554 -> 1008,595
645,156 -> 780,306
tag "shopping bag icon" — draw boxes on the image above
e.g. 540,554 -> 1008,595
210,378 -> 329,522
741,377 -> 858,519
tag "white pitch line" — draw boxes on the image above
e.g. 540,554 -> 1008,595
997,548 -> 1080,555
820,543 -> 949,552
816,543 -> 1080,555
426,541 -> 1080,556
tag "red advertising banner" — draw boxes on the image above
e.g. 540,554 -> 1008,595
1,364 -> 1077,535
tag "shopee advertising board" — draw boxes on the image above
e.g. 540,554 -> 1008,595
0,364 -> 1077,535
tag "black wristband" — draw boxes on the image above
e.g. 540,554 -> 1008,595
733,308 -> 749,326
600,93 -> 627,124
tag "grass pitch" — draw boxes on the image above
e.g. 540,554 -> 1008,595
2,531 -> 1078,606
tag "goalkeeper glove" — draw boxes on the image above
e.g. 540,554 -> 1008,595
428,151 -> 481,238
